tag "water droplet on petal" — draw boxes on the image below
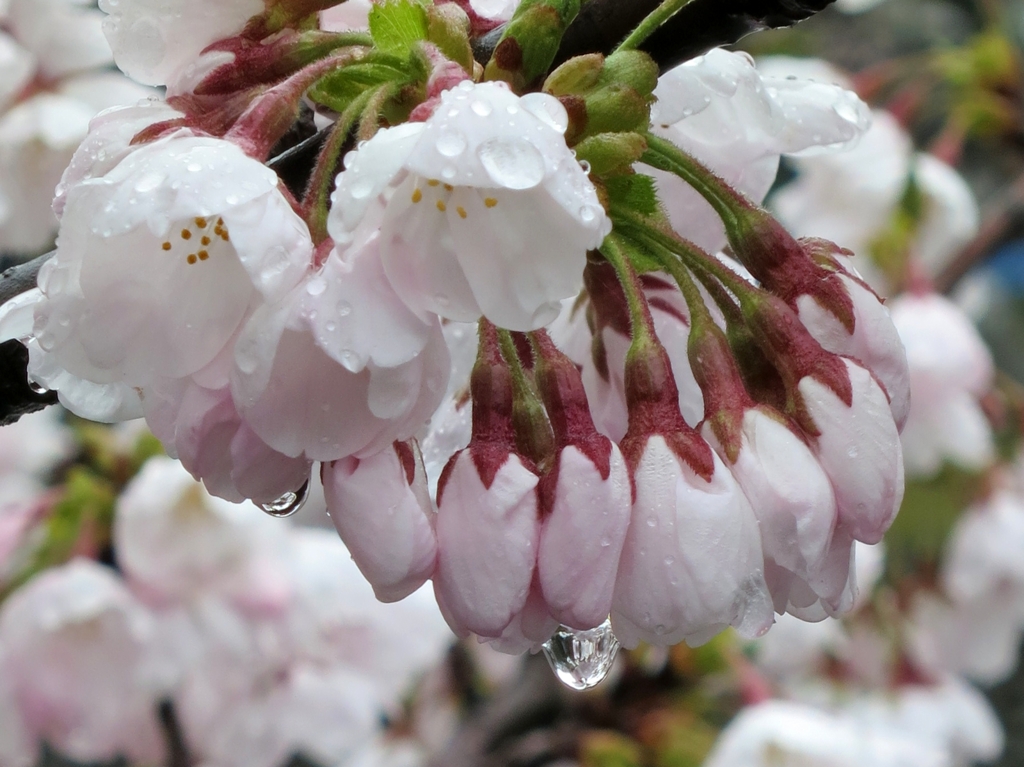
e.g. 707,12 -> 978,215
471,100 -> 492,117
478,138 -> 545,190
134,171 -> 165,194
259,480 -> 310,518
28,380 -> 49,395
578,160 -> 591,174
542,619 -> 620,691
337,301 -> 352,317
436,128 -> 467,158
349,176 -> 375,200
520,92 -> 569,134
306,277 -> 327,296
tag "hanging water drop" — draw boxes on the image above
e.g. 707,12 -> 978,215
27,380 -> 49,395
541,619 -> 620,691
259,480 -> 310,518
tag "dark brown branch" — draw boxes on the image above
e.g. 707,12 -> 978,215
553,0 -> 839,72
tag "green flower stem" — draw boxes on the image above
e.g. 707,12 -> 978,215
496,326 -> 555,467
599,234 -> 660,350
301,85 -> 382,243
615,0 -> 696,53
641,133 -> 748,236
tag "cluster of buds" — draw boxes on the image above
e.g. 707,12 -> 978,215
0,0 -> 909,672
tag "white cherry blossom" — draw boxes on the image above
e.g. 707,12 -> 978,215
646,48 -> 871,254
331,80 -> 610,331
34,133 -> 313,389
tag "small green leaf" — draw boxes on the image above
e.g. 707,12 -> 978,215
308,53 -> 417,113
605,173 -> 659,217
369,0 -> 429,56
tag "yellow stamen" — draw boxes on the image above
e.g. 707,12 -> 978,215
187,254 -> 197,264
427,179 -> 440,187
484,197 -> 498,208
195,217 -> 208,228
201,235 -> 211,246
456,206 -> 467,219
162,242 -> 172,251
436,200 -> 447,212
443,183 -> 454,192
181,229 -> 192,240
198,250 -> 209,261
411,188 -> 423,204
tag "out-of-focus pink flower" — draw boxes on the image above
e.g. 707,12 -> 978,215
891,293 -> 994,477
772,107 -> 979,295
323,441 -> 438,603
114,457 -> 293,614
0,559 -> 164,767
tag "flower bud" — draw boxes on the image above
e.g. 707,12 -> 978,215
323,441 -> 437,603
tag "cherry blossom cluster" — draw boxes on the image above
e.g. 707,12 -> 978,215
0,0 -> 911,658
0,456 -> 451,767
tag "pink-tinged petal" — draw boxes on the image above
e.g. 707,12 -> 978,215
232,291 -> 449,462
434,451 -> 539,638
797,273 -> 910,428
800,358 -> 904,545
323,444 -> 437,603
611,437 -> 773,648
706,408 -> 837,584
538,444 -> 631,630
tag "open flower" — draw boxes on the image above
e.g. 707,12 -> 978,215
34,133 -> 313,389
331,80 -> 610,331
646,48 -> 870,254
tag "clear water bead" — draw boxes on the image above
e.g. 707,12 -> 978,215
541,619 -> 620,691
259,480 -> 310,518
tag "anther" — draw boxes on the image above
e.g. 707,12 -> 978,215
484,198 -> 498,208
198,250 -> 209,261
162,242 -> 172,251
195,217 -> 208,228
436,200 -> 447,212
457,206 -> 467,219
201,236 -> 211,246
443,183 -> 454,192
427,179 -> 440,187
181,229 -> 192,240
187,254 -> 197,264
411,189 -> 423,204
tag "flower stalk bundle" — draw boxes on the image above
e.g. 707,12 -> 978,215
0,0 -> 910,675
